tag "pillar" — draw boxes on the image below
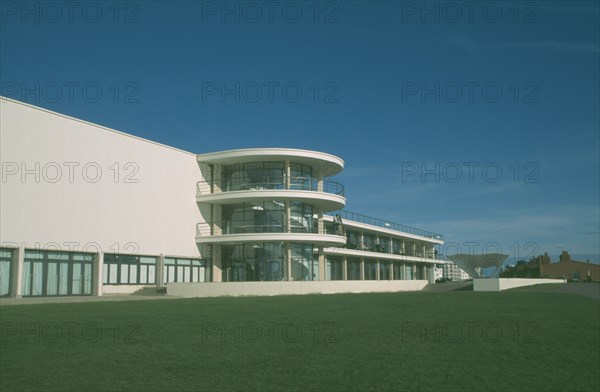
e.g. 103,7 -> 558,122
93,252 -> 104,296
212,245 -> 222,282
318,245 -> 325,281
360,258 -> 365,280
156,254 -> 165,288
9,246 -> 23,298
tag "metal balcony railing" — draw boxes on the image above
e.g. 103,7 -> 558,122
197,176 -> 345,197
328,210 -> 444,240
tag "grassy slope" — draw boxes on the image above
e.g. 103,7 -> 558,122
1,292 -> 599,392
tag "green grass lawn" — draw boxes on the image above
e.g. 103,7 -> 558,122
1,291 -> 599,392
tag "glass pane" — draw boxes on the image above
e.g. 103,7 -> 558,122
199,268 -> 205,283
0,249 -> 12,258
163,266 -> 168,284
192,267 -> 198,282
0,260 -> 11,296
32,262 -> 43,296
140,256 -> 156,264
109,264 -> 118,284
83,264 -> 92,294
164,258 -> 176,265
47,252 -> 69,261
129,265 -> 138,284
24,251 -> 43,260
177,266 -> 184,282
47,263 -> 58,295
168,266 -> 175,283
120,264 -> 129,284
22,261 -> 31,296
140,265 -> 148,284
72,263 -> 82,295
148,265 -> 156,284
59,263 -> 69,295
103,264 -> 108,284
184,267 -> 191,282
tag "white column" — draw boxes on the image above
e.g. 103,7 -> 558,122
342,256 -> 347,281
93,252 -> 104,296
156,254 -> 165,287
360,258 -> 365,280
15,244 -> 25,298
285,244 -> 291,281
9,246 -> 23,298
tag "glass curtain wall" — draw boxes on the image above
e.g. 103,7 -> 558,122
290,163 -> 314,190
380,261 -> 391,280
346,257 -> 361,280
222,242 -> 317,282
223,162 -> 285,191
326,256 -> 344,280
393,263 -> 405,280
364,259 -> 378,280
222,201 -> 315,234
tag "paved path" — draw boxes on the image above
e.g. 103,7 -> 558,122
423,282 -> 473,292
0,294 -> 178,306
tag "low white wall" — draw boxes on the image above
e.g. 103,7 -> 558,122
102,285 -> 148,294
167,280 -> 429,298
474,278 -> 566,292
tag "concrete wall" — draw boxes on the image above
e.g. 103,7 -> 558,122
103,285 -> 147,294
474,278 -> 566,292
0,98 -> 204,258
167,280 -> 429,298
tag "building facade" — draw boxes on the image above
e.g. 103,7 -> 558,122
0,97 -> 443,298
441,262 -> 472,282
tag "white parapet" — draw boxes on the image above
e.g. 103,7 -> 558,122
167,280 -> 429,298
474,278 -> 567,292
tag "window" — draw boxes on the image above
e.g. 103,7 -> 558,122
347,258 -> 361,280
380,261 -> 391,280
364,259 -> 377,280
22,250 -> 94,297
326,256 -> 344,280
163,258 -> 207,284
103,254 -> 157,285
346,231 -> 360,249
223,162 -> 285,191
290,202 -> 315,233
222,201 -> 285,234
0,248 -> 13,297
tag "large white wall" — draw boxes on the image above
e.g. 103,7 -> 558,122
0,98 -> 205,258
168,280 -> 429,297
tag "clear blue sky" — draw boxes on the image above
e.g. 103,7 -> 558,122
2,1 -> 599,262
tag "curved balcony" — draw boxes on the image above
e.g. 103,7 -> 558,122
197,148 -> 344,176
196,176 -> 346,211
196,232 -> 347,247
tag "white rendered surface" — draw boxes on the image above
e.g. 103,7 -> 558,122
474,278 -> 566,291
167,280 -> 429,297
0,98 -> 205,258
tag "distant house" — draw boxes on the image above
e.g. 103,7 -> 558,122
501,251 -> 599,281
539,251 -> 599,281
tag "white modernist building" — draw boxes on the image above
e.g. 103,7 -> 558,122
0,97 -> 444,298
